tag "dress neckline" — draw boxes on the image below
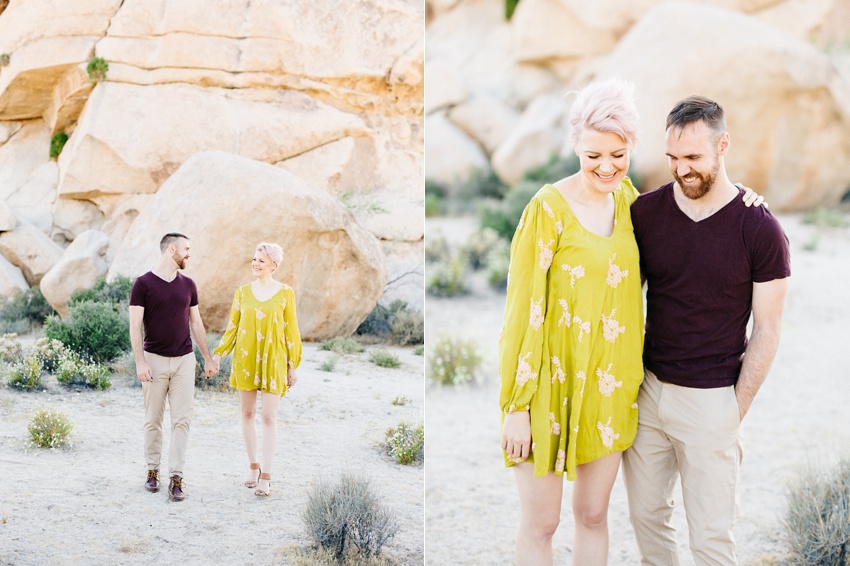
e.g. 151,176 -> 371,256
249,282 -> 284,303
543,183 -> 620,240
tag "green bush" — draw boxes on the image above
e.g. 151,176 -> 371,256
461,228 -> 502,271
195,333 -> 231,390
0,53 -> 10,67
355,300 -> 413,340
484,238 -> 511,289
0,333 -> 23,362
413,345 -> 424,356
457,169 -> 508,201
320,336 -> 365,355
0,287 -> 56,329
385,422 -> 424,465
7,350 -> 44,390
428,335 -> 482,386
370,350 -> 401,369
44,300 -> 130,363
425,192 -> 442,217
28,408 -> 73,448
86,56 -> 108,83
426,254 -> 468,297
68,276 -> 134,307
425,233 -> 451,264
55,350 -> 111,390
783,458 -> 850,565
32,337 -> 68,373
319,354 -> 338,372
49,131 -> 68,160
389,309 -> 423,346
391,395 -> 410,406
520,153 -> 579,184
480,180 -> 541,241
303,473 -> 399,560
505,0 -> 520,20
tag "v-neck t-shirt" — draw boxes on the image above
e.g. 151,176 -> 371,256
130,271 -> 199,357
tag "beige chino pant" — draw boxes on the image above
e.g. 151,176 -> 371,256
622,370 -> 743,566
141,351 -> 195,477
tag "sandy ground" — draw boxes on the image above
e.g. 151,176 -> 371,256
0,342 -> 424,565
424,212 -> 850,565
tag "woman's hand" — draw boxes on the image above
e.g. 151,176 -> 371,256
287,368 -> 298,388
501,410 -> 532,463
737,183 -> 767,208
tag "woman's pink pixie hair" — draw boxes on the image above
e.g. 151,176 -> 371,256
256,242 -> 284,270
568,77 -> 640,150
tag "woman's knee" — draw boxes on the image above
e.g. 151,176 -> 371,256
521,512 -> 560,542
261,413 -> 276,427
574,502 -> 608,531
241,408 -> 256,420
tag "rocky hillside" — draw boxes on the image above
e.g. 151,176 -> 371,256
0,0 -> 424,339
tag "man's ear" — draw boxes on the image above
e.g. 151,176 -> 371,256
718,132 -> 730,156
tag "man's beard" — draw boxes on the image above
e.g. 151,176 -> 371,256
674,158 -> 719,200
173,253 -> 187,270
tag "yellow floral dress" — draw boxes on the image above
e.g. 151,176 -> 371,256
213,283 -> 302,396
499,179 -> 644,480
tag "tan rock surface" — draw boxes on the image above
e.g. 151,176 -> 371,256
512,0 -> 617,62
39,229 -> 110,318
424,60 -> 467,115
0,121 -> 51,202
0,254 -> 28,298
0,218 -> 63,286
0,200 -> 17,232
599,2 -> 850,209
108,152 -> 386,341
50,198 -> 105,245
448,94 -> 521,155
425,112 -> 489,186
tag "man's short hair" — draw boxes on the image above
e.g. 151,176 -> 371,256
666,95 -> 726,139
160,232 -> 189,254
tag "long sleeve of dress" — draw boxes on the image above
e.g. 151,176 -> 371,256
213,287 -> 242,357
498,194 -> 558,414
283,287 -> 302,369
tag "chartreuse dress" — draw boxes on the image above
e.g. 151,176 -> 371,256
498,179 -> 644,480
213,283 -> 302,396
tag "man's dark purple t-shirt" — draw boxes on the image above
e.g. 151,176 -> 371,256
129,271 -> 199,358
631,183 -> 791,388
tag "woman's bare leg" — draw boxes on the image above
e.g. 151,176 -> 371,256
571,451 -> 622,565
514,462 -> 564,566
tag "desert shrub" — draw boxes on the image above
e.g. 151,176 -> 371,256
44,300 -> 130,363
461,228 -> 502,271
0,53 -> 9,66
479,180 -> 541,241
802,207 -> 849,229
783,458 -> 850,565
68,276 -> 134,308
303,473 -> 399,560
484,238 -> 511,289
425,233 -> 451,264
0,287 -> 56,329
389,309 -> 424,346
195,333 -> 231,390
55,350 -> 112,390
370,350 -> 401,369
428,335 -> 482,386
425,179 -> 447,217
28,408 -> 73,448
385,422 -> 424,465
355,300 -> 421,344
425,192 -> 442,217
413,345 -> 424,356
520,153 -> 579,184
0,333 -> 23,362
6,350 -> 44,390
457,169 -> 508,201
319,355 -> 338,372
49,131 -> 68,160
87,56 -> 108,83
426,254 -> 468,297
391,395 -> 410,406
31,337 -> 68,373
320,336 -> 365,355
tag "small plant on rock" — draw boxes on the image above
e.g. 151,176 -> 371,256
428,335 -> 482,386
28,408 -> 73,448
303,473 -> 399,560
385,422 -> 424,465
86,56 -> 108,83
49,132 -> 68,160
0,53 -> 10,67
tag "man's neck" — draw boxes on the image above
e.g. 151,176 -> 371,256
673,174 -> 738,222
152,258 -> 179,282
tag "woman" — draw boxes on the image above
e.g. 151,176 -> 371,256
212,242 -> 301,497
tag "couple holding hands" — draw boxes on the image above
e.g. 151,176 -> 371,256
129,234 -> 301,502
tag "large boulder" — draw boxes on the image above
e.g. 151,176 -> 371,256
491,94 -> 568,185
424,60 -> 467,115
39,230 -> 110,318
0,201 -> 16,232
512,0 -> 618,62
597,2 -> 850,210
0,255 -> 28,298
108,152 -> 387,341
757,0 -> 850,43
424,112 -> 489,186
448,94 -> 521,156
0,218 -> 63,286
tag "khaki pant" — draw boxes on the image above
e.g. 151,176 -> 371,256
622,370 -> 743,566
141,351 -> 195,477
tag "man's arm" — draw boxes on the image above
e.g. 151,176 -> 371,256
129,305 -> 152,382
735,278 -> 789,420
189,305 -> 217,377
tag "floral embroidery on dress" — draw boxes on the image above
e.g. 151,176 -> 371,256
542,200 -> 555,218
606,253 -> 629,288
256,331 -> 264,341
631,403 -> 639,409
515,352 -> 538,386
549,412 -> 560,435
557,299 -> 571,327
538,239 -> 555,270
551,356 -> 566,384
227,320 -> 236,331
596,363 -> 623,397
529,297 -> 545,330
577,370 -> 587,396
255,308 -> 266,319
601,309 -> 625,343
240,348 -> 249,358
555,220 -> 564,235
573,315 -> 591,341
597,417 -> 620,448
240,328 -> 247,336
517,208 -> 527,231
561,263 -> 585,287
555,449 -> 566,472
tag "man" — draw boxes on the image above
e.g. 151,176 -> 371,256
623,96 -> 791,564
129,233 -> 218,501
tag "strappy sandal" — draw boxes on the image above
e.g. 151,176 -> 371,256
254,473 -> 271,497
244,463 -> 261,488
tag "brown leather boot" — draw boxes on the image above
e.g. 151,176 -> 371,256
168,475 -> 185,501
145,470 -> 159,492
